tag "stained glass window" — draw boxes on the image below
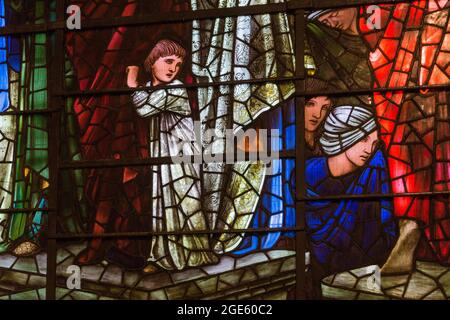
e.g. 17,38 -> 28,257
0,0 -> 449,301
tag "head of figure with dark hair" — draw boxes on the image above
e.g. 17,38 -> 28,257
144,39 -> 186,86
305,96 -> 332,131
308,8 -> 359,36
321,105 -> 379,176
304,78 -> 333,152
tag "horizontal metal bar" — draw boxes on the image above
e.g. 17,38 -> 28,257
56,76 -> 303,97
0,109 -> 56,116
50,226 -> 304,240
0,3 -> 287,36
0,22 -> 61,36
59,156 -> 184,170
300,190 -> 450,202
0,0 -> 407,36
279,150 -> 296,158
0,208 -> 54,214
55,80 -> 450,98
303,0 -> 407,9
301,84 -> 450,98
60,151 -> 294,170
0,83 -> 444,116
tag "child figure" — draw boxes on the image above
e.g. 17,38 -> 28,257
126,39 -> 218,272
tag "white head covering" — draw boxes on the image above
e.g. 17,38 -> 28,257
307,9 -> 333,21
320,105 -> 377,156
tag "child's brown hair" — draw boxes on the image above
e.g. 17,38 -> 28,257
144,39 -> 187,73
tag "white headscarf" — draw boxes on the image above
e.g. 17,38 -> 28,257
307,9 -> 333,21
320,105 -> 377,156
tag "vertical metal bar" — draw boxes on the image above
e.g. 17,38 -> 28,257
45,0 -> 65,300
294,8 -> 307,300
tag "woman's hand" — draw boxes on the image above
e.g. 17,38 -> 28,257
126,66 -> 140,88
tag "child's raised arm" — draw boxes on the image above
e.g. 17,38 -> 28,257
126,66 -> 139,88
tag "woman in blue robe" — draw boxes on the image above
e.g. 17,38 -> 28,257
306,105 -> 397,278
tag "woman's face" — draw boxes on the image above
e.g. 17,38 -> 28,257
151,55 -> 183,85
318,8 -> 358,35
345,131 -> 379,167
305,96 -> 332,132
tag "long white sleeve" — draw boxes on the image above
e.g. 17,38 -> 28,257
130,80 -> 191,117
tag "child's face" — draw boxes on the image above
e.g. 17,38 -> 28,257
151,55 -> 183,85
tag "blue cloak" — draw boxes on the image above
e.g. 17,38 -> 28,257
306,150 -> 397,274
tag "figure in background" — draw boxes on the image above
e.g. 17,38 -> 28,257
305,95 -> 333,158
306,105 -> 397,281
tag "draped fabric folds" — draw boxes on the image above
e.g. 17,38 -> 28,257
233,101 -> 296,255
358,1 -> 450,263
306,150 -> 397,275
191,0 -> 295,253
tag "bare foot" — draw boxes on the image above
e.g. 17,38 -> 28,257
380,219 -> 420,275
143,263 -> 160,274
12,241 -> 41,257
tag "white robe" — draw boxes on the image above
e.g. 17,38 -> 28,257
132,80 -> 218,270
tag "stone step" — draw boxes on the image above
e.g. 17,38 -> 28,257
0,243 -> 299,300
321,261 -> 450,300
54,244 -> 296,300
0,252 -> 47,299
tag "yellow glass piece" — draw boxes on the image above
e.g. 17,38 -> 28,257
41,179 -> 50,190
305,54 -> 317,76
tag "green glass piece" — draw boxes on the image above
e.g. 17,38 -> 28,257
9,7 -> 48,242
